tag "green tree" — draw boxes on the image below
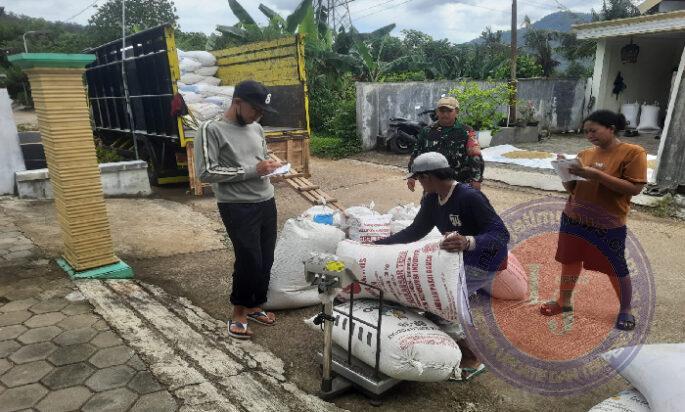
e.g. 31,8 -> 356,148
492,54 -> 543,80
87,0 -> 178,45
524,29 -> 560,77
592,0 -> 640,21
175,31 -> 208,50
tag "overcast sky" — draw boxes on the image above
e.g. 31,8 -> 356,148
4,0 -> 605,43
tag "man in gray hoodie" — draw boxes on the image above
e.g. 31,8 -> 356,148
194,80 -> 282,339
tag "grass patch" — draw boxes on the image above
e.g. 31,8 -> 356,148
502,150 -> 553,159
650,194 -> 679,218
310,134 -> 362,159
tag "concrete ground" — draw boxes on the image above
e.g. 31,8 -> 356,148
3,153 -> 683,411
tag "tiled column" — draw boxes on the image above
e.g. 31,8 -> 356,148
9,53 -> 131,277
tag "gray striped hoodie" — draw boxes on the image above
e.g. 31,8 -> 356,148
194,118 -> 274,203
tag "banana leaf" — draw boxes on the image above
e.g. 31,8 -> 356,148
286,0 -> 312,34
228,0 -> 257,26
216,24 -> 247,40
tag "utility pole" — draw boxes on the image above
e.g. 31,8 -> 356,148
510,0 -> 518,124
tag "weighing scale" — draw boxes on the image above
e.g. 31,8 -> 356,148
304,253 -> 402,405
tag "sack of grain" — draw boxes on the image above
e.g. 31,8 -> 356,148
264,219 -> 346,310
305,299 -> 462,381
183,50 -> 216,67
335,239 -> 466,322
196,66 -> 219,76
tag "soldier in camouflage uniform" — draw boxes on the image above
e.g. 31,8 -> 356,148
407,96 -> 484,191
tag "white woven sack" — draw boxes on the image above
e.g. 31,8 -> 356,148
196,66 -> 219,76
197,76 -> 221,86
387,203 -> 419,221
187,102 -> 221,121
301,205 -> 342,227
348,214 -> 392,244
589,388 -> 650,412
179,57 -> 202,74
637,104 -> 660,131
204,96 -> 231,107
305,299 -> 462,381
602,343 -> 684,412
335,239 -> 466,322
621,102 -> 640,129
389,219 -> 443,239
179,91 -> 203,104
183,50 -> 216,66
264,219 -> 346,310
180,72 -> 205,85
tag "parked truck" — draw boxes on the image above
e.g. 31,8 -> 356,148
84,24 -> 311,186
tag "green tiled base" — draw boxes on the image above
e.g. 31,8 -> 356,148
57,258 -> 134,279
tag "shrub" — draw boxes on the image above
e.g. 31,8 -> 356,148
310,134 -> 361,159
449,81 -> 510,131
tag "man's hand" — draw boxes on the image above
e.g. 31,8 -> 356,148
568,163 -> 598,180
407,178 -> 416,192
256,159 -> 282,176
440,232 -> 469,252
469,180 -> 481,190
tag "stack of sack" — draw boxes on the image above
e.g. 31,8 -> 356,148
264,201 -> 529,382
176,49 -> 235,121
266,201 -> 529,310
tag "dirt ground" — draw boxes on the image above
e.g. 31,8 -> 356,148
4,154 -> 684,412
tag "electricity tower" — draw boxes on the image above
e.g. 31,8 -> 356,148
317,0 -> 355,32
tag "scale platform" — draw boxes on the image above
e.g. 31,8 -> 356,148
317,345 -> 401,398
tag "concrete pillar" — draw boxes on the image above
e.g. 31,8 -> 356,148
8,53 -> 132,277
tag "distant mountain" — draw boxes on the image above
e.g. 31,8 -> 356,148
466,11 -> 592,45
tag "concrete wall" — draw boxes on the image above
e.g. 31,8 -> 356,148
356,78 -> 589,150
594,37 -> 685,118
15,160 -> 152,199
655,42 -> 685,187
0,89 -> 27,195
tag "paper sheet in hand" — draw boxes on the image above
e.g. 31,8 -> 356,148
551,158 -> 586,182
265,163 -> 291,177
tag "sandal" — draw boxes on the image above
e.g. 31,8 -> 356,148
246,311 -> 276,326
451,363 -> 487,382
616,312 -> 636,331
227,321 -> 252,339
540,301 -> 573,316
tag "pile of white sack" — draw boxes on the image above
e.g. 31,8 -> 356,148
176,49 -> 235,122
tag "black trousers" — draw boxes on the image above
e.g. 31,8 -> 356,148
218,198 -> 277,308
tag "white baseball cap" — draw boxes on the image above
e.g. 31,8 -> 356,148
406,152 -> 450,179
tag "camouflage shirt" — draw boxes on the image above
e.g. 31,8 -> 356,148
409,121 -> 484,182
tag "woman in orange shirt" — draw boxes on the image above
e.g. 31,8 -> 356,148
540,110 -> 648,331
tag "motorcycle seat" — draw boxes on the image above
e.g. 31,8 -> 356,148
389,117 -> 409,122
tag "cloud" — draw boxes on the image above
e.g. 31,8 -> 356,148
3,0 -> 605,44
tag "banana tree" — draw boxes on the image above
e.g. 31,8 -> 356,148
350,35 -> 416,82
216,0 -> 314,43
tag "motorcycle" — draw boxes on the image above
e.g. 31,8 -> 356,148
381,107 -> 436,154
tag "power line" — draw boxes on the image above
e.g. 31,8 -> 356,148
66,0 -> 100,22
350,0 -> 405,17
352,0 -> 416,22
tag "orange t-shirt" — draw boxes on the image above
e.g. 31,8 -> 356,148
565,143 -> 647,227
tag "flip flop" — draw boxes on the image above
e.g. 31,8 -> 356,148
227,321 -> 252,339
451,363 -> 487,382
616,312 -> 636,331
540,301 -> 573,316
246,311 -> 276,326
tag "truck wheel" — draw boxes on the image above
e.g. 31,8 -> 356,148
388,137 -> 413,154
